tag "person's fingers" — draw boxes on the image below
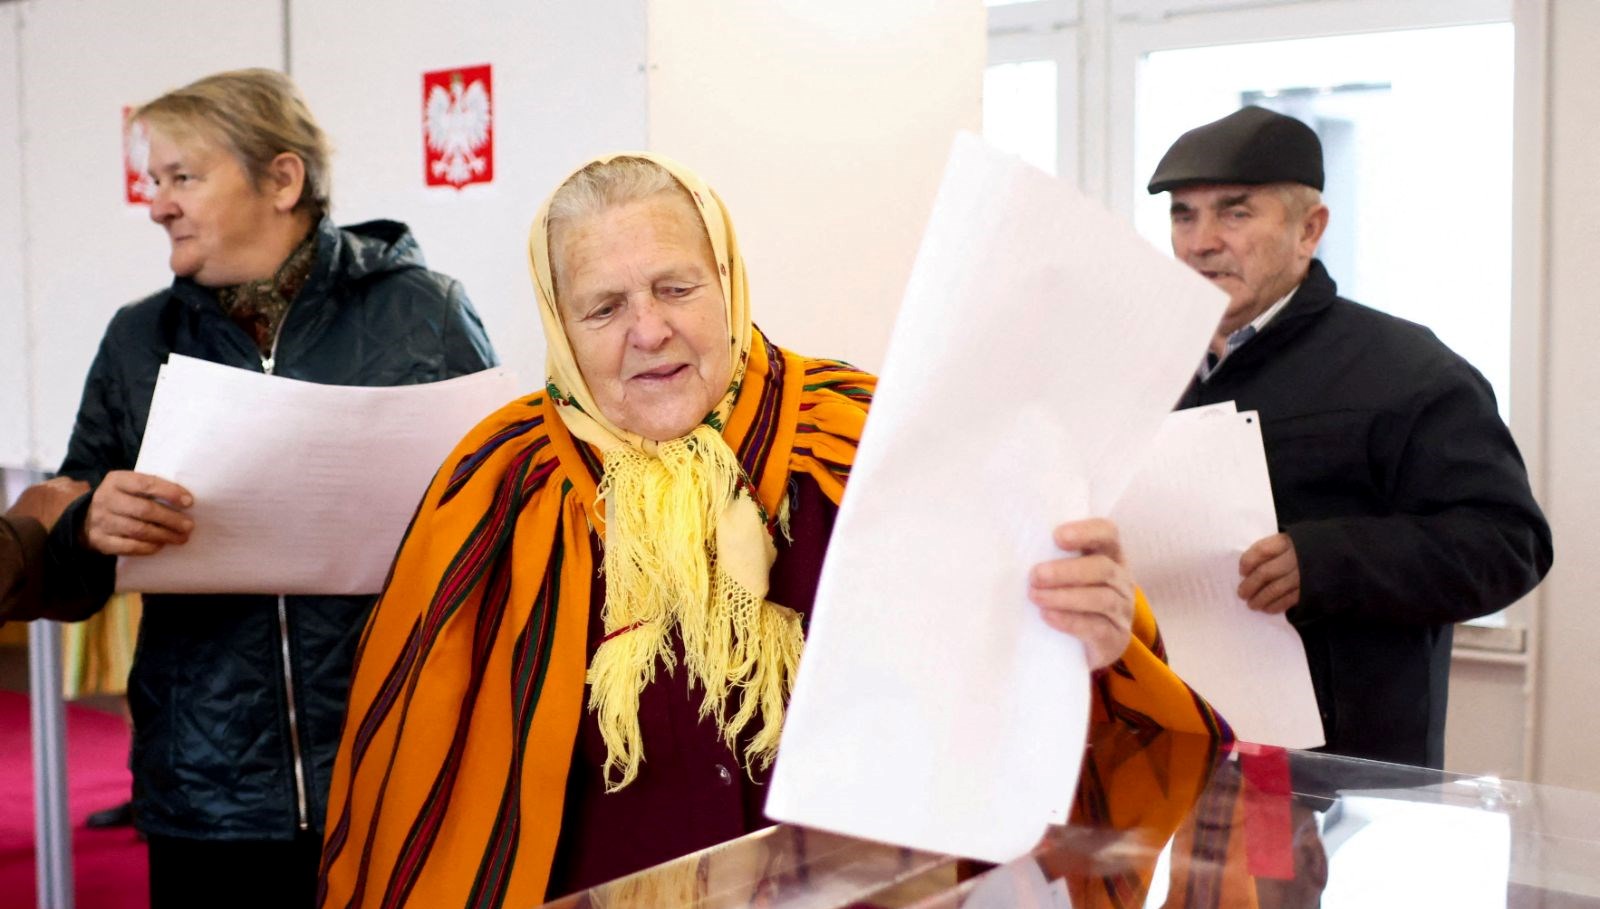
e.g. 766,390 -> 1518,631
85,478 -> 193,555
1251,591 -> 1299,615
1028,554 -> 1133,602
1052,518 -> 1124,566
1030,584 -> 1133,633
102,511 -> 189,545
104,491 -> 193,536
1036,609 -> 1129,670
84,512 -> 167,555
1247,572 -> 1300,613
1239,533 -> 1290,575
1237,564 -> 1272,601
94,475 -> 193,532
114,472 -> 193,509
1238,545 -> 1296,600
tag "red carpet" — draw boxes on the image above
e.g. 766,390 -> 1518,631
0,690 -> 146,909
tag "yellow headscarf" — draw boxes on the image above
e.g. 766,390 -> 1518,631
528,152 -> 803,789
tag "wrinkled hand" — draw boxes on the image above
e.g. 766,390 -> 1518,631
1239,532 -> 1300,614
6,477 -> 90,531
1029,518 -> 1135,670
83,471 -> 194,556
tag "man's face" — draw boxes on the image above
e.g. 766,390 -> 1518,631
1169,184 -> 1320,336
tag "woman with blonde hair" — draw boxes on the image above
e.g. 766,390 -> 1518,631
45,68 -> 497,908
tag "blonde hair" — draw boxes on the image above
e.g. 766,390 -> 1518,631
136,68 -> 331,218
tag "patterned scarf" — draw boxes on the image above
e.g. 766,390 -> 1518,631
217,228 -> 316,354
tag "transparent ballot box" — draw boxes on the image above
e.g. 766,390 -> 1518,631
538,722 -> 1600,908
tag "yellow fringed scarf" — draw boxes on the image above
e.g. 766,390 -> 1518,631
584,425 -> 804,788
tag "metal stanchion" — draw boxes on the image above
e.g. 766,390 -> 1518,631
28,620 -> 73,909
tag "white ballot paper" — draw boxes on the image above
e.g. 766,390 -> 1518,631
1111,406 -> 1324,748
116,355 -> 521,595
765,133 -> 1228,862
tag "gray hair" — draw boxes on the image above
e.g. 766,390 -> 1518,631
1275,183 -> 1324,221
546,156 -> 704,299
548,156 -> 695,232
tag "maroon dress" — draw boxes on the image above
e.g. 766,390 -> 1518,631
546,474 -> 839,896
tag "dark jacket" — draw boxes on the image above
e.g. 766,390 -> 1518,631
49,217 -> 499,840
1178,259 -> 1551,768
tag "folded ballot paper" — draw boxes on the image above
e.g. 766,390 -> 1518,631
115,355 -> 521,595
766,133 -> 1228,862
1112,404 -> 1323,749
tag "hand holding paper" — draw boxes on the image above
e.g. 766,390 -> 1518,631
84,470 -> 195,556
1238,531 -> 1301,614
1028,518 -> 1136,671
1110,406 -> 1323,748
115,356 -> 521,595
765,133 -> 1228,863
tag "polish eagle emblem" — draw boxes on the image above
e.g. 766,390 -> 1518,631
424,71 -> 492,189
124,112 -> 155,205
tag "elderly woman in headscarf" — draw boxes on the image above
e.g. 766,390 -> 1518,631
319,153 -> 1226,908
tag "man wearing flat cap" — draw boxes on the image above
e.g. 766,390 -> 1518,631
1152,105 -> 1552,768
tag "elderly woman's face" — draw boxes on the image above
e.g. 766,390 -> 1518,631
554,193 -> 733,442
144,126 -> 284,286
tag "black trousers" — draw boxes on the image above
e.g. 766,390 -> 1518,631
146,831 -> 320,909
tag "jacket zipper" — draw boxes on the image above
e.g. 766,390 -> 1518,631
276,594 -> 310,831
262,323 -> 310,832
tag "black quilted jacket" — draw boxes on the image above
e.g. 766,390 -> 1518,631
47,217 -> 498,840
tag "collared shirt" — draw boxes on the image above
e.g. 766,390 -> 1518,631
1197,284 -> 1299,381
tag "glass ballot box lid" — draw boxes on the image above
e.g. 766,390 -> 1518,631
537,722 -> 1600,908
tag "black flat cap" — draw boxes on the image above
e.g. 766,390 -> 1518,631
1147,105 -> 1323,194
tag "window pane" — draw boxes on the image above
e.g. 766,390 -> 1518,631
984,60 -> 1059,176
1135,24 -> 1514,418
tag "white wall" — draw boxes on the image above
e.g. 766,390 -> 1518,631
1533,0 -> 1600,793
0,3 -> 29,467
1446,659 -> 1527,777
289,0 -> 650,387
3,0 -> 978,467
647,0 -> 986,372
15,0 -> 283,470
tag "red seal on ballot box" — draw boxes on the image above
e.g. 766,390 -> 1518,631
423,64 -> 494,189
